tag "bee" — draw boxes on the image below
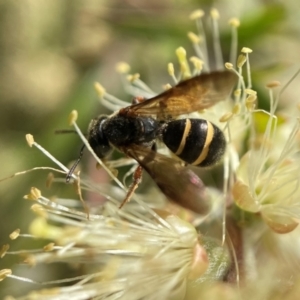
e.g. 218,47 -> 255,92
68,71 -> 237,214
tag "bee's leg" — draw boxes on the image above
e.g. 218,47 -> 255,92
119,165 -> 143,209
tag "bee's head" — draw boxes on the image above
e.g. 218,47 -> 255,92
87,116 -> 112,159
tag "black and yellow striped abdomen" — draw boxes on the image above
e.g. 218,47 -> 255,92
162,119 -> 226,167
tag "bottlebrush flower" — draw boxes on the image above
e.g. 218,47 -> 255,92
2,6 -> 300,300
232,78 -> 300,233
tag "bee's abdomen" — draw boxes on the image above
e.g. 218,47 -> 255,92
162,119 -> 226,167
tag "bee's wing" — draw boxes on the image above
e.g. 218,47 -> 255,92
125,146 -> 211,215
128,70 -> 237,119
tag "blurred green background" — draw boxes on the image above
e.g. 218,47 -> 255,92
0,0 -> 299,297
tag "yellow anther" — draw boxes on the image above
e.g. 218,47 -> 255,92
24,187 -> 41,201
219,112 -> 234,122
187,32 -> 201,44
9,229 -> 20,240
68,110 -> 78,125
241,47 -> 253,54
115,62 -> 131,74
189,10 -> 205,20
225,62 -> 234,70
94,82 -> 106,97
210,8 -> 220,19
229,18 -> 240,27
237,54 -> 247,68
25,134 -> 34,147
266,81 -> 281,88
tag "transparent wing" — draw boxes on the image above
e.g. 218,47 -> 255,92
125,70 -> 237,119
125,146 -> 211,215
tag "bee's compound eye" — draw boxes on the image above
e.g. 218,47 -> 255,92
88,116 -> 112,158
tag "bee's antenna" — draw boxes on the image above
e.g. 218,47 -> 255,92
55,129 -> 78,134
66,144 -> 86,182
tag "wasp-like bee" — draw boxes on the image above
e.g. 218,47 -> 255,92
69,71 -> 237,214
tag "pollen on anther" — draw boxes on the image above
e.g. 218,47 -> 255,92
225,62 -> 233,70
9,229 -> 20,240
237,54 -> 247,68
0,269 -> 12,281
0,244 -> 9,258
245,89 -> 257,96
220,112 -> 234,122
176,47 -> 191,78
43,242 -> 55,252
168,63 -> 175,76
94,82 -> 106,98
189,9 -> 204,20
229,18 -> 240,27
176,47 -> 187,61
190,57 -> 204,71
115,62 -> 131,74
266,81 -> 281,88
163,84 -> 172,91
246,95 -> 257,110
210,8 -> 220,19
234,89 -> 241,97
25,134 -> 35,147
241,47 -> 253,54
127,73 -> 140,82
232,103 -> 241,115
180,64 -> 190,78
68,110 -> 78,126
24,187 -> 42,201
246,94 -> 257,102
188,32 -> 201,44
